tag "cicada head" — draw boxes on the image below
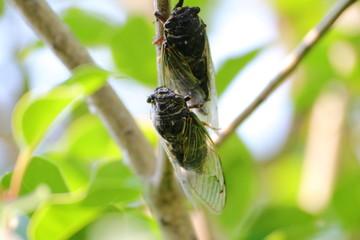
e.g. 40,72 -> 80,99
164,6 -> 206,58
147,87 -> 189,117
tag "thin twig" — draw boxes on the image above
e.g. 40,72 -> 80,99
214,0 -> 357,146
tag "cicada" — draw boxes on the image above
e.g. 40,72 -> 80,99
155,0 -> 219,128
147,87 -> 226,214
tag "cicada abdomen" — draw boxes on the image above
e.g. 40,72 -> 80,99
155,0 -> 219,128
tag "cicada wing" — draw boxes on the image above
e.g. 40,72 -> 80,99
200,37 -> 219,129
162,46 -> 202,92
184,114 -> 225,213
167,114 -> 226,214
159,137 -> 200,209
162,42 -> 219,129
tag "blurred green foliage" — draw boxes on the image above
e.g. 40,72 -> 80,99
62,8 -> 116,46
0,0 -> 4,16
216,48 -> 261,96
12,65 -> 109,149
110,16 -> 157,86
1,0 -> 360,239
1,157 -> 69,195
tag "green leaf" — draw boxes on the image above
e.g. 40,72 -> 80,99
0,157 -> 68,195
245,207 -> 317,239
65,65 -> 109,94
61,114 -> 121,161
266,154 -> 302,205
111,16 -> 157,86
12,65 -> 109,149
0,171 -> 12,190
18,41 -> 44,61
82,161 -> 142,206
331,154 -> 360,231
216,48 -> 261,96
294,37 -> 334,113
0,0 -> 4,16
29,201 -> 103,240
217,134 -> 257,238
20,157 -> 69,195
44,159 -> 90,193
62,8 -> 116,46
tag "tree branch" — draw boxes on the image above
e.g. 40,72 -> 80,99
214,0 -> 357,146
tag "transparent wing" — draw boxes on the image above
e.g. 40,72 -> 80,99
161,41 -> 219,128
202,37 -> 219,128
162,45 -> 201,93
161,113 -> 226,214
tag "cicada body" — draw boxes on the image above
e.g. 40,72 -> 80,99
147,87 -> 226,214
156,0 -> 218,128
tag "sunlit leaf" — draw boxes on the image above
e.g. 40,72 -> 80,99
61,114 -> 121,161
0,157 -> 68,196
331,154 -> 360,231
29,201 -> 103,240
65,66 -> 109,94
82,161 -> 142,206
45,159 -> 90,193
62,8 -> 116,46
18,41 -> 44,61
216,48 -> 261,96
266,154 -> 302,205
12,65 -> 109,149
111,16 -> 157,86
21,157 -> 68,195
0,172 -> 12,190
245,207 -> 316,239
28,160 -> 142,240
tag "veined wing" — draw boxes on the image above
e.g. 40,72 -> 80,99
161,113 -> 226,214
202,37 -> 219,128
161,45 -> 202,93
161,42 -> 219,128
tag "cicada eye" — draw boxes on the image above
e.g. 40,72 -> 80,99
192,7 -> 200,14
164,20 -> 174,29
146,95 -> 153,103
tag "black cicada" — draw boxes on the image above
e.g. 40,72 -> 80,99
147,87 -> 226,214
155,0 -> 218,128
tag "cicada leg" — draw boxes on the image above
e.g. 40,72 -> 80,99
174,0 -> 184,9
185,95 -> 202,109
188,104 -> 203,109
154,11 -> 167,23
201,121 -> 221,131
152,36 -> 164,45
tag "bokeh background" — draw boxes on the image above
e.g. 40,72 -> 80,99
1,0 -> 360,239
